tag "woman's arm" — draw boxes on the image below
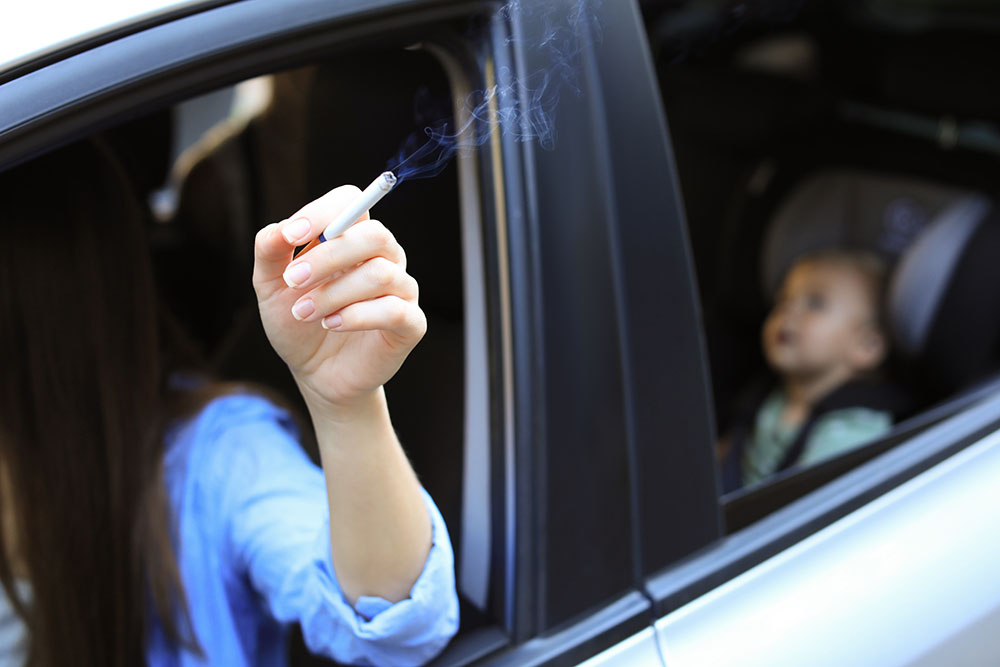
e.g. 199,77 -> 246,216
308,389 -> 430,605
252,185 -> 431,605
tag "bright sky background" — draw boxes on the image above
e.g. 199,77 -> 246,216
1,1 -> 193,71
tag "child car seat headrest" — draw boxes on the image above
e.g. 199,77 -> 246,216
761,169 -> 974,298
888,194 -> 1000,392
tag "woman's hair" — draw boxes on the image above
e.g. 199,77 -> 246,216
0,140 -> 202,665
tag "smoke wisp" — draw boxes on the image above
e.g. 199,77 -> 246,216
389,0 -> 601,184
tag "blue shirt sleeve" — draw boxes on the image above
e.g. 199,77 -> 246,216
197,396 -> 459,666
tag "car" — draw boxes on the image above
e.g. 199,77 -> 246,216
3,0 -> 1000,664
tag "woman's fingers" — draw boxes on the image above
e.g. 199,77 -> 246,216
285,183 -> 366,245
281,219 -> 406,290
290,256 -> 419,324
252,222 -> 294,299
320,295 -> 427,342
253,185 -> 368,299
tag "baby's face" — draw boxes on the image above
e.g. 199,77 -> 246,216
762,260 -> 879,380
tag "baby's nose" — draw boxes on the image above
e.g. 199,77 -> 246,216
777,304 -> 803,324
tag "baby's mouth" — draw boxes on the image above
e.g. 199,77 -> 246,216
776,329 -> 795,345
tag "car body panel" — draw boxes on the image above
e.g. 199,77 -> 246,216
655,414 -> 1000,665
2,0 -> 200,72
578,627 -> 662,667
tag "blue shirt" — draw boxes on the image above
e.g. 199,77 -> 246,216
145,394 -> 459,666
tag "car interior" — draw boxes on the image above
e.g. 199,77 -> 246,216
82,42 -> 486,664
641,0 -> 1000,529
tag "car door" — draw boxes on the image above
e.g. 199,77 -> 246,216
627,1 -> 1000,664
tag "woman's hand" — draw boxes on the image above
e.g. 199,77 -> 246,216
253,186 -> 433,604
252,185 -> 426,413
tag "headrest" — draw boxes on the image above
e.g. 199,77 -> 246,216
888,195 -> 1000,391
761,169 -> 974,297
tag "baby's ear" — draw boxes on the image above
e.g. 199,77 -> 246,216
851,324 -> 887,371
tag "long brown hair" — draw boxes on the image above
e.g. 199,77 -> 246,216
0,140 -> 202,664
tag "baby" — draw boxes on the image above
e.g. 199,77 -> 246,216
719,249 -> 900,491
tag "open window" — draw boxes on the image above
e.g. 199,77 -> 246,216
0,6 -> 520,663
139,45 -> 507,666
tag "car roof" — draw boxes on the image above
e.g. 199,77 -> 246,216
0,0 -> 224,75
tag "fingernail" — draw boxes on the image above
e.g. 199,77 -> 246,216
282,218 -> 312,244
292,299 -> 315,321
283,262 -> 311,287
321,314 -> 343,330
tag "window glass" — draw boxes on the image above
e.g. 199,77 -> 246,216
642,0 -> 1000,525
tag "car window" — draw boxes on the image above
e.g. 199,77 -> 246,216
42,41 -> 501,663
642,0 -> 1000,526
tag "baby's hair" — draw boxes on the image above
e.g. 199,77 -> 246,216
788,247 -> 889,334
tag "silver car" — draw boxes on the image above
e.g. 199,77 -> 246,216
3,0 -> 999,664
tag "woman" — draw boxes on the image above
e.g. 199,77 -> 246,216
0,140 -> 458,665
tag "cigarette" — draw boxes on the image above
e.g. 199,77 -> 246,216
321,171 -> 397,241
297,172 -> 397,256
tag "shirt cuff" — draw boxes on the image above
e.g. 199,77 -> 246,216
299,487 -> 459,665
349,488 -> 456,622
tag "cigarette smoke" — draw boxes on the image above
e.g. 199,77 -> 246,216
388,0 -> 602,184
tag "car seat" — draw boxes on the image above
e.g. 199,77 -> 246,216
164,68 -> 314,361
759,170 -> 974,296
763,169 -> 1000,404
712,168 -> 979,430
887,194 -> 1000,396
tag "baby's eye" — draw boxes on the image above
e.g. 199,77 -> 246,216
806,294 -> 826,310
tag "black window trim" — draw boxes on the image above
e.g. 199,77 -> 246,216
721,373 -> 1000,531
645,380 -> 1000,617
0,0 -> 241,85
0,0 -> 493,170
478,591 -> 653,667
